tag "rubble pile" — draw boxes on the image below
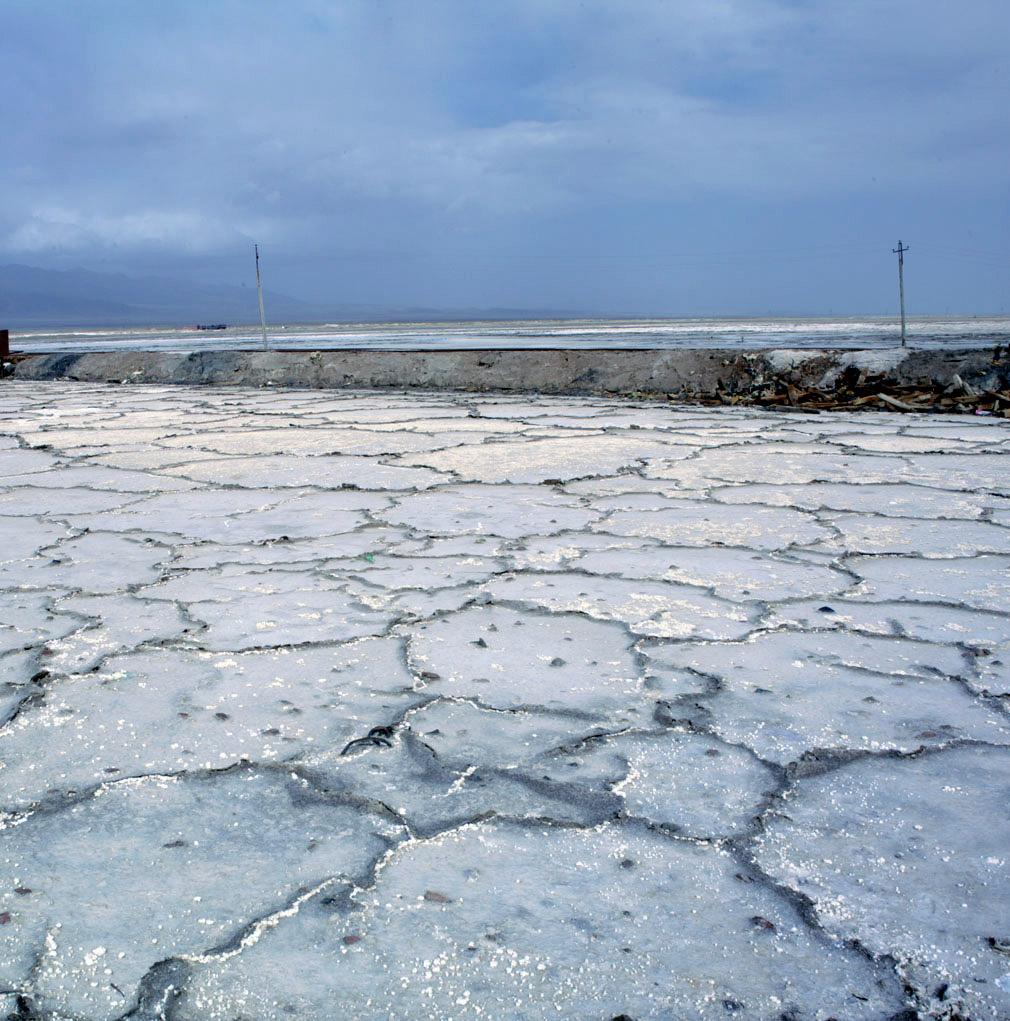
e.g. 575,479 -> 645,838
670,365 -> 1010,415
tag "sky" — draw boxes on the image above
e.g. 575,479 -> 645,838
1,0 -> 1008,315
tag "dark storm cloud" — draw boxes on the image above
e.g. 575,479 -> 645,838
2,0 -> 1007,312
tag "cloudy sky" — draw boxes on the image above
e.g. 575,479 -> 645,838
2,0 -> 1007,314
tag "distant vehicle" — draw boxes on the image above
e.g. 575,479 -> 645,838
194,324 -> 228,331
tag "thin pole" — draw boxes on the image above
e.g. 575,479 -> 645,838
254,241 -> 265,351
892,240 -> 908,347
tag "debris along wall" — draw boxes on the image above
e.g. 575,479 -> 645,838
9,345 -> 1010,408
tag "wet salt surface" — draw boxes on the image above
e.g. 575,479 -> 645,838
1,381 -> 1009,1021
11,313 -> 1010,354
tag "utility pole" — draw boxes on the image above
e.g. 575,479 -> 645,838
892,240 -> 908,347
252,242 -> 267,351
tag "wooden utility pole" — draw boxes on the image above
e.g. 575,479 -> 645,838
252,242 -> 267,351
892,240 -> 908,347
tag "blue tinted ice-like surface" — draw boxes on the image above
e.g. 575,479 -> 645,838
2,531 -> 169,593
655,630 -> 1008,763
846,554 -> 1010,612
714,480 -> 1010,517
0,485 -> 144,516
377,482 -> 601,537
593,499 -> 829,548
406,604 -> 647,716
177,821 -> 907,1021
0,770 -> 403,1021
160,453 -> 445,489
479,570 -> 756,639
67,488 -> 382,543
0,638 -> 421,809
394,433 -> 686,483
2,382 -> 1008,1019
813,514 -> 1010,557
0,592 -> 79,659
756,746 -> 1010,1021
768,597 -> 1009,649
139,564 -> 400,650
0,517 -> 73,565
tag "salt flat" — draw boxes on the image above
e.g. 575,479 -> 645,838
1,382 -> 1009,1021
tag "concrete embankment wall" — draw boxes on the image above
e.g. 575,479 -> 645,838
10,346 -> 1009,394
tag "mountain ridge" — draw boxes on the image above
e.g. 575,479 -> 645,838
0,264 -> 590,328
0,263 -> 312,327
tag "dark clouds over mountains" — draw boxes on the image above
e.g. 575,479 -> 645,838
2,1 -> 1007,315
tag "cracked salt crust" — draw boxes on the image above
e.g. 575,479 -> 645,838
395,434 -> 689,484
1,381 -> 1008,1019
813,512 -> 1010,557
767,597 -> 1010,649
159,453 -> 445,490
158,426 -> 451,456
595,498 -> 829,549
847,553 -> 1010,612
525,536 -> 851,602
377,482 -> 600,537
0,771 -> 401,1020
657,630 -> 1009,763
714,479 -> 1010,518
756,746 -> 1010,1021
179,822 -> 907,1020
479,571 -> 755,639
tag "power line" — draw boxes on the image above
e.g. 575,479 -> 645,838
915,243 -> 1010,260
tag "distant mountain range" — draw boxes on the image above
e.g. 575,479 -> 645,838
0,264 -> 583,328
0,263 -> 321,328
